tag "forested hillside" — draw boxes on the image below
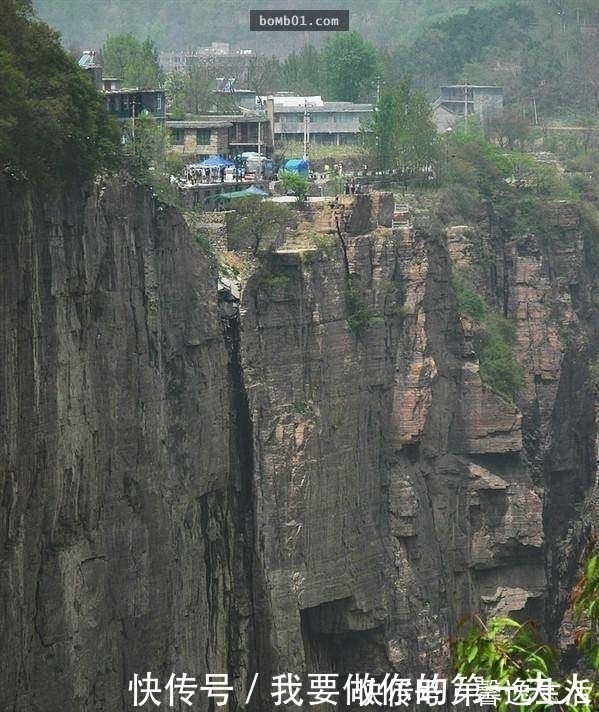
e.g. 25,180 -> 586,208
32,0 -> 517,52
33,0 -> 599,120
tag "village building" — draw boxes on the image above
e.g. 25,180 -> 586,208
159,43 -> 254,76
264,95 -> 373,146
78,51 -> 166,124
432,85 -> 503,131
166,113 -> 273,159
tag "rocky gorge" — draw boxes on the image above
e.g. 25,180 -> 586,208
1,173 -> 597,711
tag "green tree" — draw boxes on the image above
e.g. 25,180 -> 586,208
280,172 -> 308,205
124,113 -> 169,169
322,31 -> 378,102
453,542 -> 599,711
226,197 -> 294,254
0,0 -> 119,180
281,44 -> 324,96
101,33 -> 163,88
366,78 -> 437,178
453,617 -> 557,711
166,63 -> 214,116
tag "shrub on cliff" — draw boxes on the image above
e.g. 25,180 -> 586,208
0,0 -> 119,181
346,273 -> 371,333
453,273 -> 524,401
453,542 -> 599,710
475,314 -> 525,401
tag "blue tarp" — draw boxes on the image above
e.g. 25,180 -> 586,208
195,155 -> 234,168
283,158 -> 309,175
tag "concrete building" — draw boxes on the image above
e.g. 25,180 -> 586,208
167,113 -> 272,158
159,44 -> 253,74
103,79 -> 166,123
264,95 -> 373,146
432,85 -> 503,131
78,52 -> 166,124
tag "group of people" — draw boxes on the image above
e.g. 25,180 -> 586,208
185,166 -> 229,185
344,179 -> 361,195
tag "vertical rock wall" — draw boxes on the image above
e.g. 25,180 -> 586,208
239,196 -> 597,688
1,180 -> 597,710
0,176 -> 258,711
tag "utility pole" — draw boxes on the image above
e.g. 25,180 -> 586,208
131,97 -> 137,151
303,100 -> 310,161
464,83 -> 468,127
257,119 -> 261,157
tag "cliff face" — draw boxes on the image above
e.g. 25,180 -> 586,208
0,176 -> 256,710
0,178 -> 597,710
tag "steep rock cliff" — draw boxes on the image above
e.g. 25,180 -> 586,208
0,175 -> 258,711
239,192 -> 597,686
1,178 -> 597,710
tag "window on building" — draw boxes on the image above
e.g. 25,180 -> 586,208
196,128 -> 211,144
157,95 -> 162,111
171,128 -> 185,145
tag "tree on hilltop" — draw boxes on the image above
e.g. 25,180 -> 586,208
322,31 -> 379,102
366,77 -> 437,178
0,0 -> 119,180
101,33 -> 164,88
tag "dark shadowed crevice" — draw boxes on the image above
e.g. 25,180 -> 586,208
222,305 -> 272,711
301,598 -> 389,711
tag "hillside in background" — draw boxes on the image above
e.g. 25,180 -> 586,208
32,0 -> 508,53
32,0 -> 599,120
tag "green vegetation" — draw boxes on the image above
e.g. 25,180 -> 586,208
0,0 -> 119,181
33,0 -> 599,121
476,313 -> 524,401
281,44 -> 323,97
101,33 -> 164,88
366,77 -> 437,177
309,232 -> 336,258
262,268 -> 294,289
126,113 -> 169,168
193,228 -> 217,271
454,542 -> 599,711
254,260 -> 297,293
164,64 -> 240,117
453,272 -> 485,320
439,126 -> 578,232
225,197 -> 295,254
346,274 -> 371,333
580,204 -> 599,268
280,171 -> 308,205
452,271 -> 524,400
393,3 -> 534,98
454,617 -> 556,711
121,113 -> 181,205
321,31 -> 379,102
572,540 -> 599,676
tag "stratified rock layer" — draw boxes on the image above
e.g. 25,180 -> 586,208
1,180 -> 597,710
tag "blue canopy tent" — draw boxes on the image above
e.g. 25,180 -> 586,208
283,158 -> 309,176
196,155 -> 234,168
186,155 -> 235,184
